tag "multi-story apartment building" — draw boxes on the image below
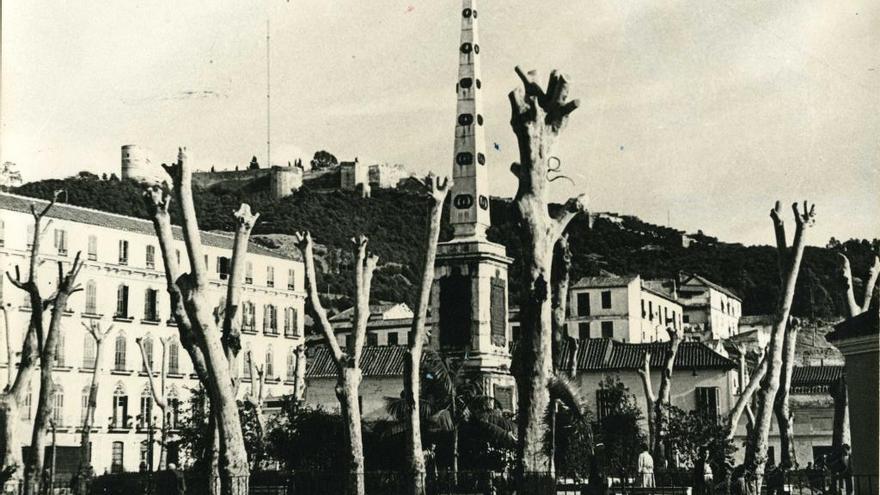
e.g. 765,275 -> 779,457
0,193 -> 306,475
566,274 -> 684,343
676,273 -> 742,340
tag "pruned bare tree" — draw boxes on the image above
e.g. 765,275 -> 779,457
138,336 -> 171,470
727,346 -> 767,445
635,327 -> 681,466
245,350 -> 266,445
295,231 -> 378,495
75,320 -> 112,493
143,148 -> 257,495
292,345 -> 306,403
402,174 -> 449,495
508,66 -> 587,475
743,201 -> 815,488
0,194 -> 64,486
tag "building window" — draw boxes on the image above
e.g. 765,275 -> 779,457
118,240 -> 129,265
265,350 -> 274,378
85,280 -> 97,314
55,333 -> 65,367
490,277 -> 506,347
83,334 -> 97,369
266,266 -> 275,288
287,268 -> 296,290
387,332 -> 398,346
648,301 -> 654,321
87,235 -> 97,261
216,256 -> 230,280
142,338 -> 154,373
168,342 -> 180,375
168,396 -> 180,429
263,305 -> 277,335
578,322 -> 589,340
245,262 -> 253,285
284,307 -> 296,337
146,245 -> 156,269
243,351 -> 253,379
695,387 -> 720,424
641,300 -> 646,318
143,289 -> 159,322
111,442 -> 124,473
54,229 -> 68,256
367,333 -> 378,347
601,291 -> 612,309
242,302 -> 256,332
601,321 -> 614,338
286,350 -> 297,380
577,293 -> 591,317
80,386 -> 92,424
115,285 -> 129,318
139,388 -> 153,429
51,384 -> 64,425
596,388 -> 613,421
114,335 -> 126,371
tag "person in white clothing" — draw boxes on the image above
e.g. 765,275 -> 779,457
637,444 -> 655,488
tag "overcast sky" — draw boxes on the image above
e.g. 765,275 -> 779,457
2,1 -> 878,246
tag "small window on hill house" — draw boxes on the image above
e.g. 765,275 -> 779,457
387,332 -> 398,346
577,293 -> 590,317
601,321 -> 614,338
267,266 -> 275,288
367,333 -> 378,347
579,323 -> 589,340
217,257 -> 230,280
601,291 -> 612,309
696,387 -> 720,423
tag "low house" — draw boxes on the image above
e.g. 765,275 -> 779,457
329,302 -> 415,347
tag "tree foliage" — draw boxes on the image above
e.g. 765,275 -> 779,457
593,376 -> 645,476
13,175 -> 878,318
664,404 -> 736,476
310,150 -> 338,170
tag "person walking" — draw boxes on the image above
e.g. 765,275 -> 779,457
637,444 -> 655,488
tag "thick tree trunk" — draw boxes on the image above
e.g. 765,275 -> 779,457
774,323 -> 799,469
403,176 -> 448,495
830,377 -> 850,450
508,67 -> 585,476
637,353 -> 656,451
337,369 -> 365,495
138,336 -> 168,471
76,322 -> 110,494
728,353 -> 767,440
293,345 -> 306,402
551,235 -> 572,369
745,202 -> 814,489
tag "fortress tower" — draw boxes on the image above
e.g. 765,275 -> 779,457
431,0 -> 516,408
120,145 -> 161,184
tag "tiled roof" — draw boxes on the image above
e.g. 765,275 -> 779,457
329,302 -> 408,322
305,344 -> 410,378
0,192 -> 293,262
791,366 -> 843,387
681,273 -> 741,301
571,275 -> 638,289
827,306 -> 879,342
555,338 -> 735,371
739,314 -> 775,326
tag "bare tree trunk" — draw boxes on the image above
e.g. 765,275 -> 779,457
0,325 -> 38,484
3,307 -> 12,389
138,336 -> 169,470
296,232 -> 377,495
551,235 -> 572,370
635,329 -> 680,467
292,345 -> 306,403
145,149 -> 255,495
745,202 -> 814,489
860,256 -> 880,311
76,321 -> 111,493
403,176 -> 449,495
727,350 -> 767,440
830,377 -> 850,450
774,320 -> 799,469
636,353 -> 656,451
245,351 -> 266,470
508,66 -> 586,476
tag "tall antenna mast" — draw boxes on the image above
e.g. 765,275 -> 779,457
266,19 -> 271,167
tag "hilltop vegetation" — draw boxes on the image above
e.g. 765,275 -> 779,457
14,173 -> 878,318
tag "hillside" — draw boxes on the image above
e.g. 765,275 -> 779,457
13,173 -> 879,318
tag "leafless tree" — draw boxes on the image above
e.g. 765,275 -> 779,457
143,148 -> 257,495
401,175 -> 449,495
138,336 -> 171,470
742,201 -> 815,488
295,232 -> 377,495
727,345 -> 767,447
0,195 -> 64,486
292,345 -> 306,403
244,349 -> 266,469
636,327 -> 682,466
507,66 -> 587,475
75,320 -> 112,493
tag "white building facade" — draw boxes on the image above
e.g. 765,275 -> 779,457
677,273 -> 742,340
0,193 -> 306,475
566,274 -> 684,343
